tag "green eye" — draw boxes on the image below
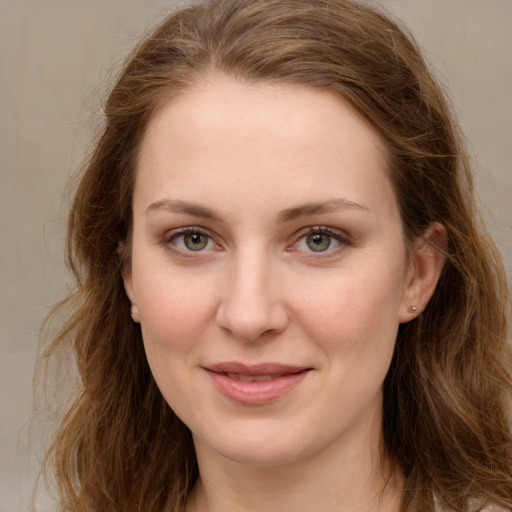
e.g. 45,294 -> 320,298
183,232 -> 209,251
165,228 -> 219,256
306,232 -> 332,252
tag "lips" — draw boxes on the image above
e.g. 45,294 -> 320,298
226,372 -> 279,382
204,362 -> 312,405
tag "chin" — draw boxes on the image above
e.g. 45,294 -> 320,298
216,443 -> 305,467
193,420 -> 323,467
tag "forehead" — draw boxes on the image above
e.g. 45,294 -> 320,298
135,75 -> 396,220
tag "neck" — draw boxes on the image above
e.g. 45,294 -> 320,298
186,425 -> 401,512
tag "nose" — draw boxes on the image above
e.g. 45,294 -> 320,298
215,252 -> 289,342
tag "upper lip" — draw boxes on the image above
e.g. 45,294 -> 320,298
204,362 -> 310,375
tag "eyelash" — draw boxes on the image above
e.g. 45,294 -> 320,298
161,226 -> 350,258
288,226 -> 351,257
162,227 -> 221,258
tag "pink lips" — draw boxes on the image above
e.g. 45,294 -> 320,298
204,362 -> 311,405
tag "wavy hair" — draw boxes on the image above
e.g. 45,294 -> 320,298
39,0 -> 512,510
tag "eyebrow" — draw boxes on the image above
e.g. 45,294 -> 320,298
146,199 -> 226,223
276,198 -> 369,223
145,198 -> 369,224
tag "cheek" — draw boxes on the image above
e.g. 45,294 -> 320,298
290,264 -> 405,357
134,266 -> 217,357
292,271 -> 402,420
134,270 -> 218,412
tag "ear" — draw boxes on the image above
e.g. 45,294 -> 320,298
399,222 -> 447,323
120,242 -> 140,323
123,269 -> 141,323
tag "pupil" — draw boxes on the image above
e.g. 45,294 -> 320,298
185,232 -> 207,251
307,233 -> 331,252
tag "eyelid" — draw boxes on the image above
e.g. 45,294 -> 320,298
162,226 -> 223,256
160,225 -> 350,258
287,226 -> 351,255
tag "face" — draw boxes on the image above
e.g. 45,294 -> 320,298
125,75 -> 418,467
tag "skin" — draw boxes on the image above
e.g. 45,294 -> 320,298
124,75 -> 445,512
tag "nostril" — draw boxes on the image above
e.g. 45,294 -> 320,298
215,300 -> 288,343
215,262 -> 289,341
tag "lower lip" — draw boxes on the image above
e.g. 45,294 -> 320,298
206,370 -> 311,405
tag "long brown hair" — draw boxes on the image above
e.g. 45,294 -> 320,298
38,0 -> 512,510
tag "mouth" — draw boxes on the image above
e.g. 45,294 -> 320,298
224,372 -> 287,382
203,362 -> 312,405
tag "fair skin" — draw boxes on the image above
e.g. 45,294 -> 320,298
124,75 -> 445,512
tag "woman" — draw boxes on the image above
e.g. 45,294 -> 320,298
39,0 -> 512,510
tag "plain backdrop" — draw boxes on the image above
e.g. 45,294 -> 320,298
1,1 -> 511,510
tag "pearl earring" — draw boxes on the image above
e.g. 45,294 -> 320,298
131,302 -> 140,322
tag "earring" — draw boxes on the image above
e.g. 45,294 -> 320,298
409,305 -> 419,313
131,302 -> 140,322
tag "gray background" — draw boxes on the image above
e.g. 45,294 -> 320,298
1,1 -> 511,510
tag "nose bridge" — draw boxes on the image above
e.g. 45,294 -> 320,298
216,245 -> 288,341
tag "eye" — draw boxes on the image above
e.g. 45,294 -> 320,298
292,227 -> 348,254
166,228 -> 218,253
181,232 -> 209,251
305,232 -> 333,252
